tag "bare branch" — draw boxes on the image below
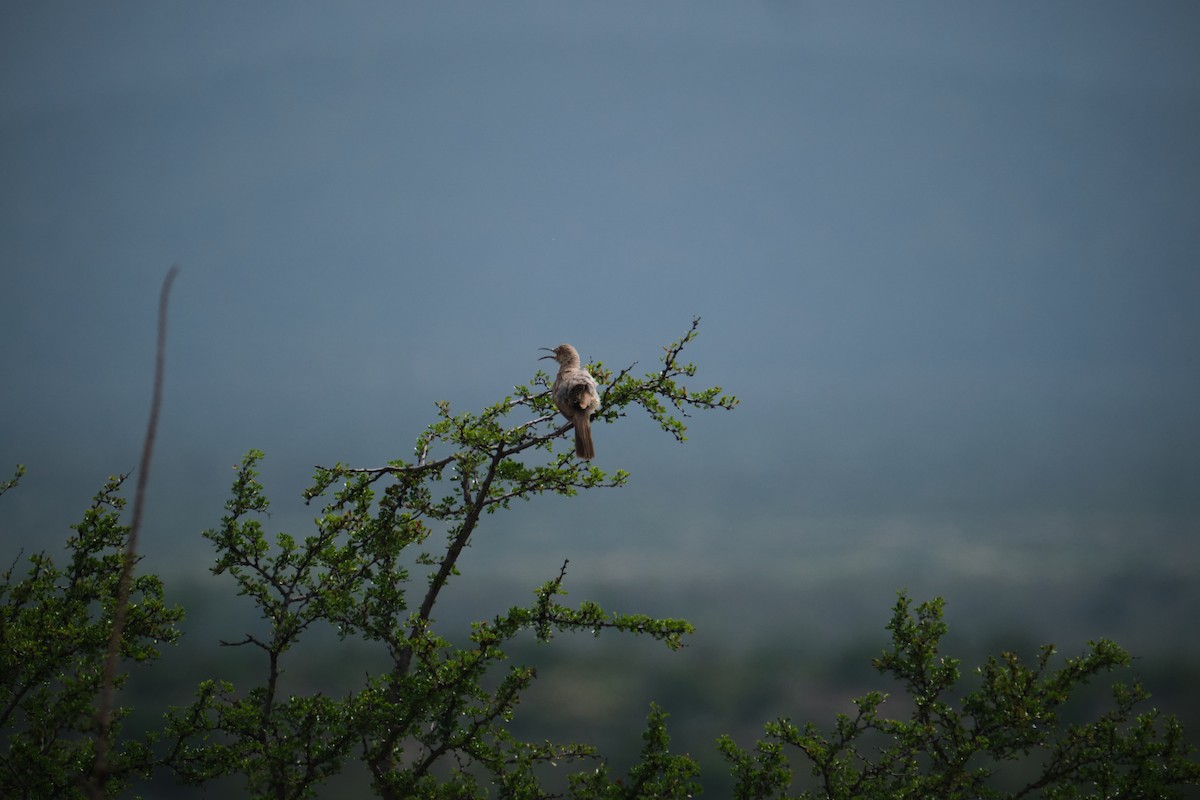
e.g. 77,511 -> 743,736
90,265 -> 179,797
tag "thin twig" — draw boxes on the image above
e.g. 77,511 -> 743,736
90,265 -> 179,797
319,415 -> 567,478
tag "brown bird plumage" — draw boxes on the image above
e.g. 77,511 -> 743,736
539,343 -> 600,459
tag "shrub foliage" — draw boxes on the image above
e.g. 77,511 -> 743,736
2,320 -> 1197,799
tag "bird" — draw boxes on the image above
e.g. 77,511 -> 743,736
539,343 -> 600,460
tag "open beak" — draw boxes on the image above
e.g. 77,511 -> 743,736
538,347 -> 556,360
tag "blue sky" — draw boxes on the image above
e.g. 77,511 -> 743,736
2,3 -> 1199,653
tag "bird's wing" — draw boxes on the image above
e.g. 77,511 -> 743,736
562,371 -> 598,411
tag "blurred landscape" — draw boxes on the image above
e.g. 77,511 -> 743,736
2,2 -> 1198,796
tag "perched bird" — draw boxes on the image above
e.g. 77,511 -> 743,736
539,343 -> 600,459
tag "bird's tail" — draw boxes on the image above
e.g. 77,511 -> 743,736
574,412 -> 595,460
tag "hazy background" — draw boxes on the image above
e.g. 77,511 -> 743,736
3,1 -> 1199,793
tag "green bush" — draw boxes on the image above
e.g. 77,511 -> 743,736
719,594 -> 1200,799
2,320 -> 1197,798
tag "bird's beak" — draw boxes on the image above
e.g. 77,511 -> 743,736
538,347 -> 555,360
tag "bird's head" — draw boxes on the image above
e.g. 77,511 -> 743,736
538,344 -> 579,365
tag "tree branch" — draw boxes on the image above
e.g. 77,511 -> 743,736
90,265 -> 179,798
